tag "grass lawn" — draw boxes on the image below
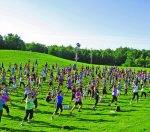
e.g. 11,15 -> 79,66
0,50 -> 150,132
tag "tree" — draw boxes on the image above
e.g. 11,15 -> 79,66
26,42 -> 48,53
123,51 -> 136,67
4,33 -> 25,50
145,57 -> 150,68
0,35 -> 5,49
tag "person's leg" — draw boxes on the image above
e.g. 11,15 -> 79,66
23,82 -> 25,88
87,90 -> 91,97
23,94 -> 27,100
124,89 -> 127,95
59,104 -> 63,115
141,92 -> 143,97
0,110 -> 3,122
70,104 -> 76,114
3,104 -> 10,115
20,82 -> 21,87
91,91 -> 94,98
94,98 -> 99,109
115,96 -> 117,105
111,96 -> 115,103
95,98 -> 99,106
29,109 -> 33,122
23,110 -> 30,121
78,102 -> 82,112
136,93 -> 139,102
34,98 -> 38,109
71,94 -> 74,101
144,92 -> 146,98
52,104 -> 59,118
55,105 -> 59,114
132,93 -> 135,101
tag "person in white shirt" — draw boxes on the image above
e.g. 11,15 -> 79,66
131,81 -> 139,103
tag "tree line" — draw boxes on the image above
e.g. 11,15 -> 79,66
0,33 -> 149,68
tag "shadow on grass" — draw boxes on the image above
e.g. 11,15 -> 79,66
61,113 -> 75,117
33,120 -> 88,130
61,126 -> 89,131
38,103 -> 48,106
3,114 -> 23,121
131,105 -> 141,108
99,113 -> 121,117
76,117 -> 115,123
12,103 -> 25,110
85,112 -> 121,117
35,109 -> 53,115
121,109 -> 138,112
0,127 -> 40,132
82,107 -> 93,111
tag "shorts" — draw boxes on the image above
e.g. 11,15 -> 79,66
75,101 -> 82,105
67,86 -> 71,90
103,89 -> 107,94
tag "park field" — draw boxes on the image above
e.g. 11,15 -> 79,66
0,50 -> 150,132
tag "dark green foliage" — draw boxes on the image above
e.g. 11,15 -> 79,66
3,33 -> 25,50
0,34 -> 149,68
0,35 -> 5,49
26,42 -> 48,54
48,46 -> 150,68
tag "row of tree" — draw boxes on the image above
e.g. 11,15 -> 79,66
0,33 -> 149,68
0,34 -> 48,53
47,45 -> 150,68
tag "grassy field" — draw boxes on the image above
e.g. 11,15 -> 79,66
0,50 -> 150,132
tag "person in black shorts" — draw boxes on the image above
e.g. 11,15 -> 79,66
52,91 -> 63,119
70,89 -> 82,114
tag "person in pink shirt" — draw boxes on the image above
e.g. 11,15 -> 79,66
70,88 -> 82,114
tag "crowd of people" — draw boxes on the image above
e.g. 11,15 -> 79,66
0,60 -> 149,125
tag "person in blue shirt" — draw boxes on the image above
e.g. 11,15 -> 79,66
52,91 -> 63,119
0,92 -> 4,122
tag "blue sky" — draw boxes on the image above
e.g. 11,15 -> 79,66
0,0 -> 150,49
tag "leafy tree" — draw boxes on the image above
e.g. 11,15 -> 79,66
3,33 -> 25,50
0,35 -> 5,49
26,42 -> 48,53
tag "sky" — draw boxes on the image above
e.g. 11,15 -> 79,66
0,0 -> 150,49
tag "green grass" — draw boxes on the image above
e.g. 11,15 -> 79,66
0,50 -> 150,132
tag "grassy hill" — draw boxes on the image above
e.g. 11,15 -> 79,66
0,50 -> 150,132
0,50 -> 85,67
0,50 -> 149,71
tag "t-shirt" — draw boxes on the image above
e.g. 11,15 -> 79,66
133,85 -> 138,93
67,79 -> 72,87
2,94 -> 9,104
25,98 -> 35,110
75,91 -> 82,102
24,88 -> 31,95
56,95 -> 63,105
112,88 -> 118,96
